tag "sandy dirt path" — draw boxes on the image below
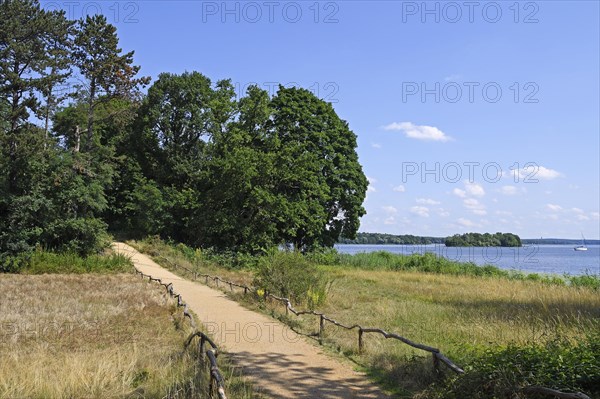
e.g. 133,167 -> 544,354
113,243 -> 390,399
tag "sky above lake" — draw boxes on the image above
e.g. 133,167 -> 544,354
43,0 -> 600,239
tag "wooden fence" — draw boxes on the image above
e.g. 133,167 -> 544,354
135,269 -> 227,399
153,255 -> 592,399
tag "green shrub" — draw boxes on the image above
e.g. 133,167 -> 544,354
431,332 -> 600,399
254,250 -> 328,309
568,273 -> 600,290
305,247 -> 341,265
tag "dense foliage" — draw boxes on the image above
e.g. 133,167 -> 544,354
0,0 -> 368,268
445,232 -> 522,247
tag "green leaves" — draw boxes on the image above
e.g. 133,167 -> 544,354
131,77 -> 368,253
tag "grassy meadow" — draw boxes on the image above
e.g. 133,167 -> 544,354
0,252 -> 257,399
131,238 -> 600,398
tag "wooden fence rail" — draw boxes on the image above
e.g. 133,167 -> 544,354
152,254 -> 592,399
135,269 -> 227,399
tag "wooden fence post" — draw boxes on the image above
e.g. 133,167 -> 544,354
358,328 -> 364,354
319,315 -> 325,344
432,352 -> 440,375
200,336 -> 206,361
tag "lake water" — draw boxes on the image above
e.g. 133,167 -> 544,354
334,244 -> 600,276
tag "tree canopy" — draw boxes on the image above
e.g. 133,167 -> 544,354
1,0 -> 369,266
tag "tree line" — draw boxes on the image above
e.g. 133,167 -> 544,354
338,233 -> 444,245
0,0 -> 368,269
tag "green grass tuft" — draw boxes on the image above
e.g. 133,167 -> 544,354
21,251 -> 133,274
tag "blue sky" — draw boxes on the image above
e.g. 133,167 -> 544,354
44,0 -> 600,239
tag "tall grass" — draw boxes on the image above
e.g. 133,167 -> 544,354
0,274 -> 196,398
336,251 -> 599,289
0,271 -> 257,398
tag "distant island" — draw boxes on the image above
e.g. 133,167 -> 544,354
444,232 -> 521,247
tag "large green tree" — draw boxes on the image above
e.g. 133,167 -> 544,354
130,75 -> 367,252
198,85 -> 279,252
0,0 -> 72,191
270,86 -> 367,250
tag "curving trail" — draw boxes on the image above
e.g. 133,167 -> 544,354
113,242 -> 390,399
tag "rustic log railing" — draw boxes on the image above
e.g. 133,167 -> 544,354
135,269 -> 227,399
155,256 -> 463,375
151,254 -> 592,399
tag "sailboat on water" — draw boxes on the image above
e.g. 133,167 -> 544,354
574,233 -> 588,251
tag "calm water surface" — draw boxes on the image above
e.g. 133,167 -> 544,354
334,244 -> 600,276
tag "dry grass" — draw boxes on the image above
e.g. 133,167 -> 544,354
1,273 -> 201,398
321,268 -> 599,350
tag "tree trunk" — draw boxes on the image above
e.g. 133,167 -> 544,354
86,79 -> 96,152
74,125 -> 81,152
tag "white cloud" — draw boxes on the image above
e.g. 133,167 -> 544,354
537,166 -> 563,180
367,176 -> 377,193
576,214 -> 590,221
384,217 -> 396,225
463,198 -> 479,207
437,208 -> 450,217
382,122 -> 452,142
463,198 -> 486,215
570,207 -> 584,214
393,185 -> 406,192
382,206 -> 398,215
416,198 -> 441,205
495,210 -> 512,216
591,212 -> 600,220
499,185 -> 518,195
454,181 -> 484,198
453,188 -> 466,198
465,182 -> 485,197
410,206 -> 430,217
514,165 -> 563,181
457,218 -> 477,227
546,204 -> 562,211
371,143 -> 382,149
